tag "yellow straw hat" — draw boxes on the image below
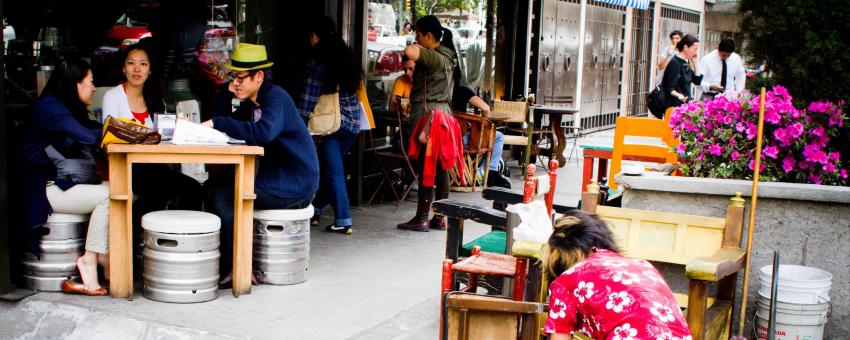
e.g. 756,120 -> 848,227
226,43 -> 274,71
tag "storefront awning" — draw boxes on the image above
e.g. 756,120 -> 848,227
594,0 -> 650,10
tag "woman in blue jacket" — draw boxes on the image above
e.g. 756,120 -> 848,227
13,58 -> 109,295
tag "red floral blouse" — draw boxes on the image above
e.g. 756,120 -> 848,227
545,249 -> 692,340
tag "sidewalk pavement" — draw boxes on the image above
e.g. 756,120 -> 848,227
0,133 -> 601,340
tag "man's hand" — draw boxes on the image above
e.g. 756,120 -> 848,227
202,120 -> 214,128
710,85 -> 724,92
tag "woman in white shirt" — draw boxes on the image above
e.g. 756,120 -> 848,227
102,44 -> 164,127
102,42 -> 203,220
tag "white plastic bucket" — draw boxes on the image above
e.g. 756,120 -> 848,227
758,265 -> 832,304
755,295 -> 829,340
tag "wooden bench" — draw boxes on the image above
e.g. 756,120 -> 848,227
582,186 -> 747,340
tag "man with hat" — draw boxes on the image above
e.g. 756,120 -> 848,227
203,43 -> 319,287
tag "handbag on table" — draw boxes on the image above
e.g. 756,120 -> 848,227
100,115 -> 162,149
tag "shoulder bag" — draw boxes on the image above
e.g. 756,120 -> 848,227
308,88 -> 341,136
44,144 -> 101,190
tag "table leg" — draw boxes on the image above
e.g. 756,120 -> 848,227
108,153 -> 134,299
597,159 -> 609,186
232,156 -> 256,297
582,152 -> 593,193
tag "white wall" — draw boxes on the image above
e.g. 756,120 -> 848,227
660,0 -> 704,13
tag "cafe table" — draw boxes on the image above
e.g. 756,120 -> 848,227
106,142 -> 264,299
579,136 -> 669,192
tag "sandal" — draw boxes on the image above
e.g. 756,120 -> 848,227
61,279 -> 108,296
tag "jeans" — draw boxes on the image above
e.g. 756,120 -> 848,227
462,130 -> 505,171
212,186 -> 313,272
312,128 -> 358,227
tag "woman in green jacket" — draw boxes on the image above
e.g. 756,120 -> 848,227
397,15 -> 458,232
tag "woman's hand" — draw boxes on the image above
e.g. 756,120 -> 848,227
202,120 -> 214,128
404,44 -> 421,62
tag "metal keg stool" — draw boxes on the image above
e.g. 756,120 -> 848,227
142,210 -> 220,303
253,206 -> 313,285
20,213 -> 88,291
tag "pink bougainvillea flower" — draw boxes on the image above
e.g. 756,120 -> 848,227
763,145 -> 779,159
808,173 -> 822,185
829,152 -> 841,162
709,144 -> 723,156
676,144 -> 687,155
841,169 -> 848,179
748,159 -> 766,173
807,101 -> 833,113
735,122 -> 746,133
803,144 -> 829,164
746,123 -> 758,140
811,126 -> 826,139
731,151 -> 740,161
788,122 -> 805,139
823,163 -> 837,173
763,109 -> 781,125
782,156 -> 796,173
773,128 -> 792,147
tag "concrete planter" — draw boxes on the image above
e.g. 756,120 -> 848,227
617,175 -> 850,339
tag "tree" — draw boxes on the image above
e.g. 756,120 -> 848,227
415,0 -> 478,17
739,0 -> 850,105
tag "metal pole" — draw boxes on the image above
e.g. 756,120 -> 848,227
0,11 -> 10,296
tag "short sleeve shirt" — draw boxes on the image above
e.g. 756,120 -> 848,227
392,75 -> 413,99
545,249 -> 692,340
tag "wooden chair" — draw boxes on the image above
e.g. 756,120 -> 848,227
436,162 -> 566,340
441,292 -> 546,340
447,112 -> 496,192
490,100 -> 559,170
581,185 -> 747,340
366,110 -> 419,209
608,116 -> 679,190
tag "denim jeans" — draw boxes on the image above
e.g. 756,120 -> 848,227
212,186 -> 313,272
462,130 -> 505,171
312,128 -> 358,227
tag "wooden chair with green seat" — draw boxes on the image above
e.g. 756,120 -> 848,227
608,115 -> 679,191
581,184 -> 747,340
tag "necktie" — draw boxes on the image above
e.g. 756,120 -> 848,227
721,59 -> 728,89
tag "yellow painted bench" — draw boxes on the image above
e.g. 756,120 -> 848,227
582,188 -> 747,340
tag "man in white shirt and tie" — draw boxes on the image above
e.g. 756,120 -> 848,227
698,38 -> 746,99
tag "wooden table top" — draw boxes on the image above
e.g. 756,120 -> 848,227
579,136 -> 667,151
106,142 -> 264,156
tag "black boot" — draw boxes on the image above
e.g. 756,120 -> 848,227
397,186 -> 433,232
487,170 -> 512,189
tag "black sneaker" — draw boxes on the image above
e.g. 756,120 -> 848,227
325,224 -> 352,234
311,214 -> 321,226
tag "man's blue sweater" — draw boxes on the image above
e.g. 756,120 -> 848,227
213,81 -> 319,199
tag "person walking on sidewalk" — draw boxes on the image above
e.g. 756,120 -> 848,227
204,43 -> 319,287
296,16 -> 364,235
397,15 -> 459,232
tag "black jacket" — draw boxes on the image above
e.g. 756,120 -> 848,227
661,55 -> 703,108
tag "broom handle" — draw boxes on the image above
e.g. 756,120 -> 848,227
737,87 -> 767,336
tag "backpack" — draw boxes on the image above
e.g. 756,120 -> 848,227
647,85 -> 667,119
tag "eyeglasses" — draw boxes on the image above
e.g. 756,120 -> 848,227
229,72 -> 254,84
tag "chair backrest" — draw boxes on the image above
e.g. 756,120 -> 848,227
609,116 -> 679,190
454,112 -> 495,153
521,160 -> 559,215
663,107 -> 674,125
581,189 -> 745,266
490,100 -> 528,123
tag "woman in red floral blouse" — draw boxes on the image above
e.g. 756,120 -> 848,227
542,211 -> 692,340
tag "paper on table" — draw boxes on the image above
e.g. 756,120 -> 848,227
171,119 -> 245,145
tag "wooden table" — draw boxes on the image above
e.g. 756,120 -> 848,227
106,143 -> 264,299
579,137 -> 668,192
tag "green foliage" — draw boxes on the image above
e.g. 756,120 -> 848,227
739,0 -> 850,105
415,0 -> 479,17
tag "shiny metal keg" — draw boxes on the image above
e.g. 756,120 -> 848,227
19,213 -> 87,291
253,207 -> 313,285
141,210 -> 220,303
